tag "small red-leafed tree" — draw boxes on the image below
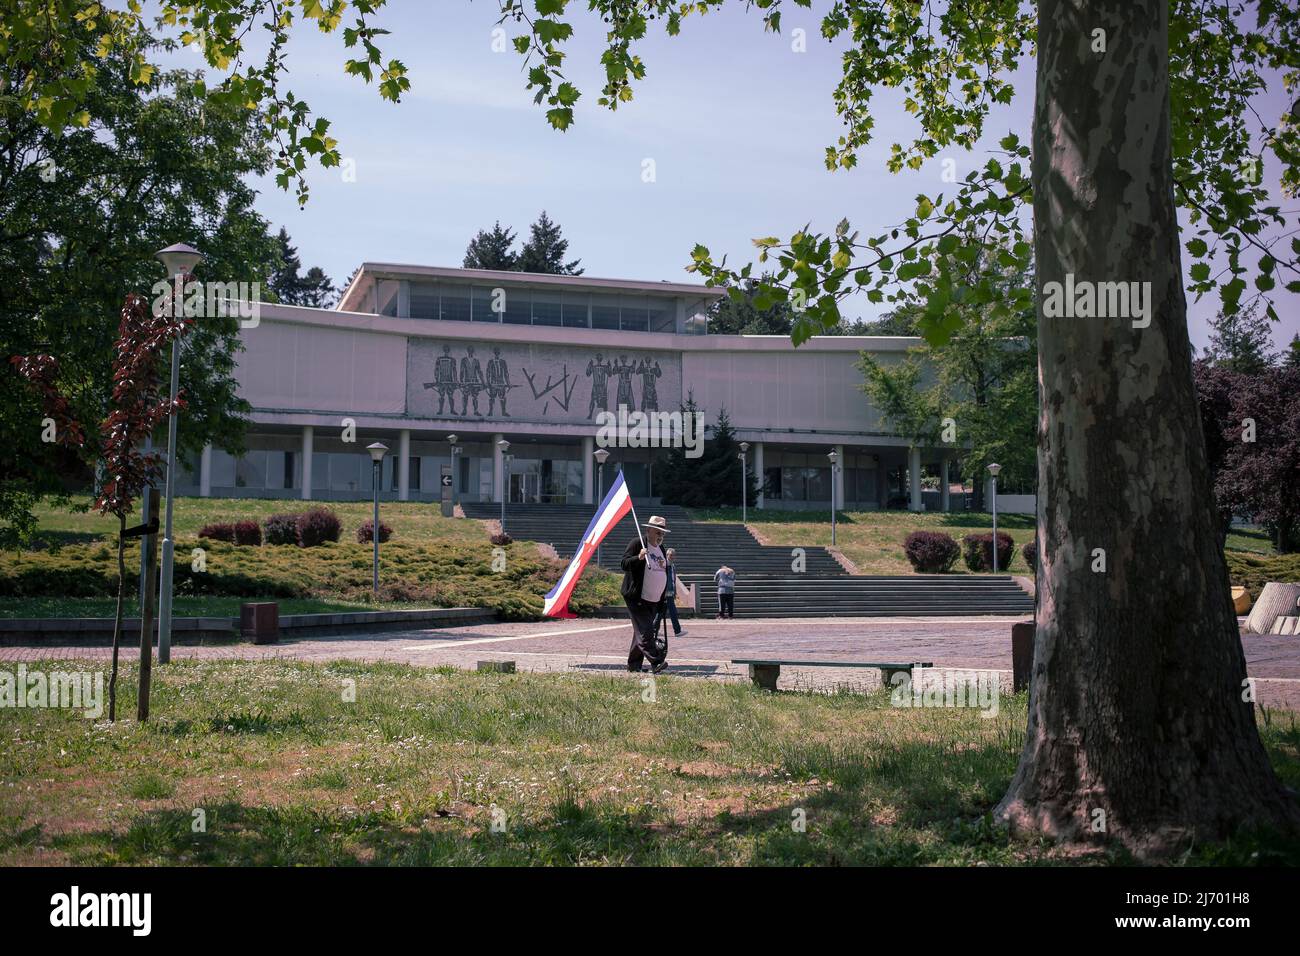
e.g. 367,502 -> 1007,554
13,290 -> 188,721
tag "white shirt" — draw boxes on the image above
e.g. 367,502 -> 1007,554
640,543 -> 668,602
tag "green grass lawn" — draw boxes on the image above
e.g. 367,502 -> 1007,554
2,497 -> 620,621
2,658 -> 1296,866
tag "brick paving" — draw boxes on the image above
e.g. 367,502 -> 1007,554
3,615 -> 1297,708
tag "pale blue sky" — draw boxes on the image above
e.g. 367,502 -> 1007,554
166,2 -> 1297,352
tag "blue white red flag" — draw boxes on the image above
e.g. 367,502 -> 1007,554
543,471 -> 633,618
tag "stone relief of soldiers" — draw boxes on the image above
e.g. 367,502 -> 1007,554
586,353 -> 611,417
459,345 -> 485,416
486,346 -> 515,417
613,354 -> 636,411
638,357 -> 662,412
422,344 -> 459,415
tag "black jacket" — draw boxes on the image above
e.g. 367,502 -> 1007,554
620,537 -> 663,603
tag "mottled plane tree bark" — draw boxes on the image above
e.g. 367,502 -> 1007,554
994,0 -> 1298,850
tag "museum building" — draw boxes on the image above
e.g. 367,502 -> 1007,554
178,263 -> 959,510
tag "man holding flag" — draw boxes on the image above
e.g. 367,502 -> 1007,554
540,470 -> 670,674
621,514 -> 671,674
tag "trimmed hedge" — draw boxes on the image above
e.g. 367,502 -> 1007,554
233,520 -> 262,546
356,519 -> 393,544
1224,551 -> 1300,594
1021,539 -> 1037,569
198,523 -> 236,543
263,513 -> 300,546
297,507 -> 341,548
962,532 -> 1016,572
491,532 -> 513,546
903,531 -> 960,573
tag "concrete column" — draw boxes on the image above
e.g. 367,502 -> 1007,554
398,429 -> 410,501
834,444 -> 845,512
582,436 -> 594,504
754,442 -> 765,508
199,444 -> 212,498
940,459 -> 950,513
878,456 -> 888,508
909,446 -> 923,512
301,425 -> 314,501
492,433 -> 505,503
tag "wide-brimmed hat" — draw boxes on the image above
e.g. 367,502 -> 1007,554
641,515 -> 671,534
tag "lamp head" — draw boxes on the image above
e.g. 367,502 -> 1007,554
156,243 -> 203,277
497,438 -> 510,453
367,442 -> 389,464
446,433 -> 457,445
987,462 -> 1001,477
827,449 -> 838,465
593,448 -> 610,465
739,442 -> 749,453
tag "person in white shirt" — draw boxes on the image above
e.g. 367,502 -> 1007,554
620,515 -> 671,673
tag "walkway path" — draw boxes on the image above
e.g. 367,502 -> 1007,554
4,616 -> 1297,708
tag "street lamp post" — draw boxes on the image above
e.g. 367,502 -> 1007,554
988,462 -> 1002,573
497,438 -> 511,536
155,242 -> 203,665
827,449 -> 839,547
594,447 -> 610,565
368,442 -> 389,594
447,434 -> 459,509
738,441 -> 750,524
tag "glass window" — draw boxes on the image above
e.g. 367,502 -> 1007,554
330,453 -> 362,493
471,286 -> 500,322
532,290 -> 563,326
591,293 -> 620,330
211,450 -> 236,488
648,297 -> 675,333
409,282 -> 439,319
781,467 -> 805,501
375,279 -> 400,317
235,451 -> 265,489
264,450 -> 286,490
441,284 -> 471,322
805,467 -> 830,501
502,287 -> 531,325
765,467 -> 782,499
619,295 -> 649,332
561,292 -> 589,328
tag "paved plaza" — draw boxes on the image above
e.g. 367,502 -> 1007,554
4,615 -> 1298,709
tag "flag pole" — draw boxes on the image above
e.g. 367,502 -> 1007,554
625,476 -> 646,551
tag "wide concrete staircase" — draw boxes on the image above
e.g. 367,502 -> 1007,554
460,501 -> 1033,618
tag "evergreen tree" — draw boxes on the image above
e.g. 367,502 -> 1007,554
517,211 -> 583,275
1284,334 -> 1300,370
269,228 -> 336,306
462,221 -> 519,271
656,400 -> 761,508
1204,301 -> 1276,374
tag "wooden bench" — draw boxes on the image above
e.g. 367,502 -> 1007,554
732,658 -> 932,692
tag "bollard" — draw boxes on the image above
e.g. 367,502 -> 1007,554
240,602 -> 279,645
1012,621 -> 1034,693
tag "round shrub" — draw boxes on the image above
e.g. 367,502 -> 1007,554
1021,539 -> 1038,569
296,507 -> 342,547
490,532 -> 513,546
263,513 -> 301,546
356,519 -> 393,544
233,520 -> 262,546
198,522 -> 236,542
903,530 -> 960,573
962,532 -> 1016,572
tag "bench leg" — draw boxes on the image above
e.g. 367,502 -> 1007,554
880,666 -> 909,689
748,663 -> 780,692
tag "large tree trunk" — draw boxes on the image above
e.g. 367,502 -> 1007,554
995,0 -> 1299,854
